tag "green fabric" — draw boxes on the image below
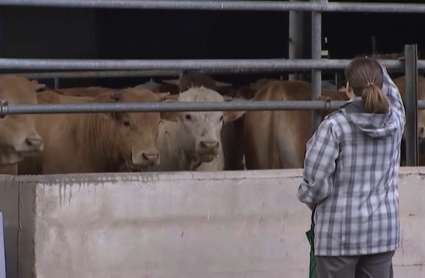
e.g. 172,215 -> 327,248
306,224 -> 316,278
306,205 -> 317,278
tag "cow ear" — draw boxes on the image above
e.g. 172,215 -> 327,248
223,110 -> 245,122
31,79 -> 46,91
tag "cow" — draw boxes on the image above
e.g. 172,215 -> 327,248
18,88 -> 167,175
393,75 -> 425,166
148,87 -> 246,172
161,73 -> 249,171
243,80 -> 349,170
393,75 -> 425,140
0,75 -> 45,175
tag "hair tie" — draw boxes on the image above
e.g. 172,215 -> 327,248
366,82 -> 375,87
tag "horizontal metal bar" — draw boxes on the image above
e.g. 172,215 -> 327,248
0,68 -> 309,79
0,70 -> 182,79
1,58 -> 424,71
2,101 -> 425,116
0,1 -> 425,13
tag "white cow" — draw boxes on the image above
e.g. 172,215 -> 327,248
152,87 -> 245,171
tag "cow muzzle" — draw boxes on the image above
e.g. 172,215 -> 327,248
132,150 -> 160,167
16,134 -> 44,155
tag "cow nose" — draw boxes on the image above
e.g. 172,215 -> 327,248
200,140 -> 220,152
419,127 -> 425,139
142,151 -> 160,164
25,135 -> 44,150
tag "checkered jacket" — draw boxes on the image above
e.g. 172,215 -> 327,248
297,64 -> 405,256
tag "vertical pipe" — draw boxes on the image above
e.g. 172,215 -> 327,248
289,0 -> 304,81
405,44 -> 418,166
311,0 -> 326,134
54,77 -> 60,89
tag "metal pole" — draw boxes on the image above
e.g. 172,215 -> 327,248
405,44 -> 419,166
0,1 -> 425,13
1,100 -> 425,116
311,0 -> 326,134
0,101 -> 349,116
289,0 -> 304,80
0,58 -> 422,71
54,78 -> 60,89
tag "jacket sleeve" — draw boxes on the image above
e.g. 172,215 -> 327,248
380,64 -> 406,132
297,118 -> 340,205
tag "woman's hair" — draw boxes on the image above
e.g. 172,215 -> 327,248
345,57 -> 389,114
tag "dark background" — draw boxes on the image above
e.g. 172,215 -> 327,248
0,0 -> 423,89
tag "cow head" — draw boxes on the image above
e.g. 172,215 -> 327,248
162,73 -> 232,93
0,75 -> 45,165
161,87 -> 245,163
93,89 -> 163,170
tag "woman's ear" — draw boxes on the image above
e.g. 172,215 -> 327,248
345,82 -> 356,99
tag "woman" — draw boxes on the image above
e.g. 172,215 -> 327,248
297,57 -> 405,278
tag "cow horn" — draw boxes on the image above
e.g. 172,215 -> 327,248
215,81 -> 232,87
223,95 -> 233,101
162,79 -> 180,86
110,92 -> 121,101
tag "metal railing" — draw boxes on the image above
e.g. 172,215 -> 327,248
0,1 -> 423,166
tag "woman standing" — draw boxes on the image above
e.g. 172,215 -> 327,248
297,57 -> 405,277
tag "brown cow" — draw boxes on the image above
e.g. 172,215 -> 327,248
0,75 -> 45,174
243,80 -> 349,170
18,88 -> 166,175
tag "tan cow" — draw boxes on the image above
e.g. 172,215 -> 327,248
18,88 -> 166,175
392,75 -> 425,166
393,75 -> 425,140
149,87 -> 245,172
244,80 -> 349,170
0,75 -> 45,174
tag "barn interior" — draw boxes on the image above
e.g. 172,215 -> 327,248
0,0 -> 423,89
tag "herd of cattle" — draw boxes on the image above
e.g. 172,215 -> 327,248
0,72 -> 423,175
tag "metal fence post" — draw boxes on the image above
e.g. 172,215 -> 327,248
405,44 -> 419,166
289,0 -> 305,81
311,0 -> 326,134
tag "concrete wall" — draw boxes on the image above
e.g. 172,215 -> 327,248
0,168 -> 424,278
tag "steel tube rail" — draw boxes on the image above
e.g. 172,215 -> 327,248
405,44 -> 419,166
2,101 -> 425,116
0,70 -> 183,79
1,1 -> 425,13
311,0 -> 325,133
0,58 -> 424,71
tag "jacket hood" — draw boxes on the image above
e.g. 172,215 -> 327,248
340,97 -> 397,139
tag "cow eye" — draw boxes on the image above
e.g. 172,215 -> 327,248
185,114 -> 192,121
123,120 -> 131,127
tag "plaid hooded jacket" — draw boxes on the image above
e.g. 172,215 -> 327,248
297,64 -> 406,256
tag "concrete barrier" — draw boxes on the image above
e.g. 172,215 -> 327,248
0,167 -> 424,278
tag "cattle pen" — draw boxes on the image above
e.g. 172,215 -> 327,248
0,1 -> 424,278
